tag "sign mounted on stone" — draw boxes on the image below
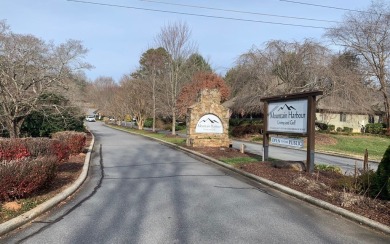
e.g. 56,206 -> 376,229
195,114 -> 223,133
186,89 -> 230,147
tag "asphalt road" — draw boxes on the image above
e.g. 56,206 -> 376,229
231,140 -> 378,174
2,122 -> 389,243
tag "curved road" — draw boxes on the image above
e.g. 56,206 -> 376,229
2,123 -> 389,243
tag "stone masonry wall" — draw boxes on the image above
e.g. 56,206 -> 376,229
186,89 -> 230,147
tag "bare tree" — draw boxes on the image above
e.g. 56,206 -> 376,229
264,39 -> 330,93
0,21 -> 91,137
325,0 -> 390,128
86,76 -> 118,118
120,75 -> 152,129
155,21 -> 197,134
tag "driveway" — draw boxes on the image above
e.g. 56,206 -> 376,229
3,122 -> 389,243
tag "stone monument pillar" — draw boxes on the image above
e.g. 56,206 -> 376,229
186,89 -> 230,147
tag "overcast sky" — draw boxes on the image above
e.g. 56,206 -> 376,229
1,0 -> 373,82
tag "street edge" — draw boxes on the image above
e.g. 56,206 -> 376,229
0,128 -> 95,237
110,125 -> 390,235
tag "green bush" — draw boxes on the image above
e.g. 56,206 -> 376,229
20,93 -> 84,137
328,124 -> 335,132
375,145 -> 390,200
343,127 -> 353,133
229,118 -> 242,127
21,110 -> 84,137
365,123 -> 385,134
336,127 -> 342,132
143,118 -> 153,128
314,164 -> 342,174
315,122 -> 328,131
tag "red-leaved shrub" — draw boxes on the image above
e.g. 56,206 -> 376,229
52,131 -> 86,154
50,139 -> 71,162
0,156 -> 57,201
0,139 -> 31,161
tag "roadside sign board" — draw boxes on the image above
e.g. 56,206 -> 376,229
261,91 -> 323,173
267,99 -> 308,134
270,137 -> 304,148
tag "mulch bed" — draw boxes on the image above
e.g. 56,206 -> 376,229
188,146 -> 390,227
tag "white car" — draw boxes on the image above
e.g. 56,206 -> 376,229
86,115 -> 96,122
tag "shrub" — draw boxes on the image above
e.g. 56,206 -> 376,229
336,127 -> 342,132
52,131 -> 86,154
143,118 -> 153,128
375,145 -> 390,200
365,123 -> 385,134
328,124 -> 335,132
20,93 -> 85,137
315,122 -> 328,131
17,137 -> 70,162
356,170 -> 378,197
229,118 -> 242,127
343,127 -> 353,133
315,164 -> 342,174
0,156 -> 57,201
231,124 -> 263,137
50,140 -> 71,162
0,139 -> 31,161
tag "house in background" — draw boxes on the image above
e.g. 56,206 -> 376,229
316,94 -> 384,133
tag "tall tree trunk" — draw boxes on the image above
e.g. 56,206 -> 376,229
152,73 -> 156,132
382,91 -> 390,134
6,118 -> 23,138
171,109 -> 176,135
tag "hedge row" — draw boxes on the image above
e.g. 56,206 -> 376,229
0,156 -> 57,201
316,122 -> 386,134
0,131 -> 87,201
0,138 -> 70,162
52,131 -> 86,154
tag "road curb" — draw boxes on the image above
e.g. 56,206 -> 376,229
0,130 -> 95,237
109,125 -> 390,235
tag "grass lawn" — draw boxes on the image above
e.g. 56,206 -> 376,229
316,134 -> 390,161
219,156 -> 262,166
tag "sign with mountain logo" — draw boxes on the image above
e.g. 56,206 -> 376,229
195,114 -> 223,133
268,99 -> 308,133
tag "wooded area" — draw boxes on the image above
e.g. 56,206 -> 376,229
2,1 -> 390,137
86,1 -> 390,134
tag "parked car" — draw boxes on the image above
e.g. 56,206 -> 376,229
86,115 -> 96,122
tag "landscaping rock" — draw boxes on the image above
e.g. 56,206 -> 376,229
271,161 -> 306,172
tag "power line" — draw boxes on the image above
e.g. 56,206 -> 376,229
279,0 -> 370,14
138,0 -> 339,23
66,0 -> 330,29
